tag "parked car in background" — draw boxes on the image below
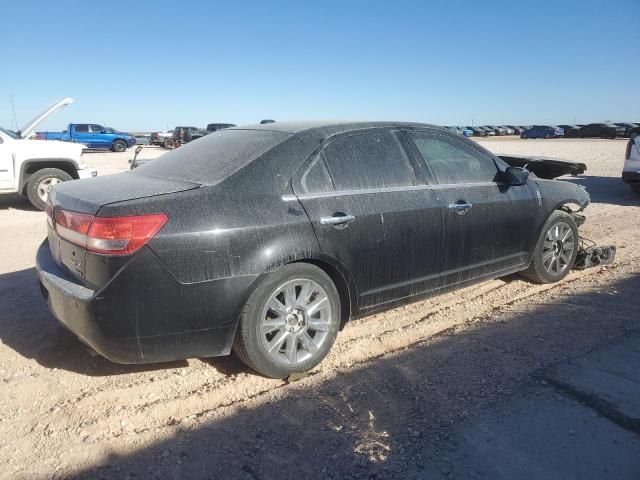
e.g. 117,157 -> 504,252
466,126 -> 487,137
37,123 -> 136,152
623,134 -> 640,194
150,130 -> 174,147
207,123 -> 236,133
37,121 -> 590,378
629,125 -> 640,138
461,127 -> 473,137
0,98 -> 96,210
499,126 -> 515,135
558,125 -> 581,138
521,126 -> 564,139
443,126 -> 463,135
577,123 -> 623,139
614,123 -> 639,138
507,126 -> 526,135
482,125 -> 506,136
134,134 -> 150,145
173,126 -> 207,145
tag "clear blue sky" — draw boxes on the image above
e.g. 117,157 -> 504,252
2,0 -> 639,132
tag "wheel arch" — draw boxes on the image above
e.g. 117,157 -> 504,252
19,159 -> 79,193
111,138 -> 128,150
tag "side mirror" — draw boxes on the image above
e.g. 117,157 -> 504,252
505,166 -> 529,186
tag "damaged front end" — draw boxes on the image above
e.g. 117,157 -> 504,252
499,154 -> 587,179
574,243 -> 617,270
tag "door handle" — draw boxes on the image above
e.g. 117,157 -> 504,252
320,214 -> 356,226
448,202 -> 473,215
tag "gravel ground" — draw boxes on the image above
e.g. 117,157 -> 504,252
0,138 -> 638,479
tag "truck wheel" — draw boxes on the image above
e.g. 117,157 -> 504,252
233,263 -> 341,378
521,210 -> 578,284
26,168 -> 73,210
111,140 -> 127,152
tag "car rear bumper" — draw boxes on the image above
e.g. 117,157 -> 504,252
36,240 -> 252,364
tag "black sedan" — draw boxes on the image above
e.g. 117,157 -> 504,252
577,123 -> 624,139
36,122 -> 590,378
558,125 -> 581,138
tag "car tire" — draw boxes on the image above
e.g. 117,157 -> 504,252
521,210 -> 579,284
233,263 -> 341,378
25,168 -> 73,210
111,140 -> 127,152
630,183 -> 640,194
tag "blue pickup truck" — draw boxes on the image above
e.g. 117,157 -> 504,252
37,123 -> 136,152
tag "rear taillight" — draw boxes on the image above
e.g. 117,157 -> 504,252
53,210 -> 167,255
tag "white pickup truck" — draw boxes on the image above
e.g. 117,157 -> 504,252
0,97 -> 97,210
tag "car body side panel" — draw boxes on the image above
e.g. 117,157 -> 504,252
528,178 -> 590,243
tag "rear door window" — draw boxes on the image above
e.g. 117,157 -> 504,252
74,125 -> 89,133
407,131 -> 499,184
299,156 -> 333,194
320,130 -> 417,191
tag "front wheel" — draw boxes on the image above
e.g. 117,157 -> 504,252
233,263 -> 341,378
25,168 -> 73,210
111,140 -> 127,152
521,210 -> 579,284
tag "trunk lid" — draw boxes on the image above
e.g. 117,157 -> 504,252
18,97 -> 74,139
49,171 -> 200,215
47,172 -> 199,282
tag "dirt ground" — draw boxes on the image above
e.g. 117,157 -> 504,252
0,138 -> 638,479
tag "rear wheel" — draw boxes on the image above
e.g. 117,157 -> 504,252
521,210 -> 578,284
111,140 -> 127,152
25,168 -> 72,210
233,263 -> 341,378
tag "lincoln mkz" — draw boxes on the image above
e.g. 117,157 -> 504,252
36,122 -> 590,378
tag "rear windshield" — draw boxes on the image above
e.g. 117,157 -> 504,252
133,129 -> 290,185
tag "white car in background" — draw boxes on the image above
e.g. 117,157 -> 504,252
623,134 -> 640,194
0,97 -> 96,210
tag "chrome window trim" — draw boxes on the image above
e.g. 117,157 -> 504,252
283,182 -> 504,201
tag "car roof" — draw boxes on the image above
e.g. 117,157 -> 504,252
228,120 -> 439,138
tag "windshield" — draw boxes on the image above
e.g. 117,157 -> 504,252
0,126 -> 19,139
133,129 -> 290,185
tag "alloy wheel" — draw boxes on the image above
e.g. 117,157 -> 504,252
542,221 -> 575,275
37,177 -> 61,202
259,278 -> 333,366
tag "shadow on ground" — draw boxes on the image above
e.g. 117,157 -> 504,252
0,267 -> 246,376
6,270 -> 634,480
565,176 -> 640,206
0,193 -> 39,211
